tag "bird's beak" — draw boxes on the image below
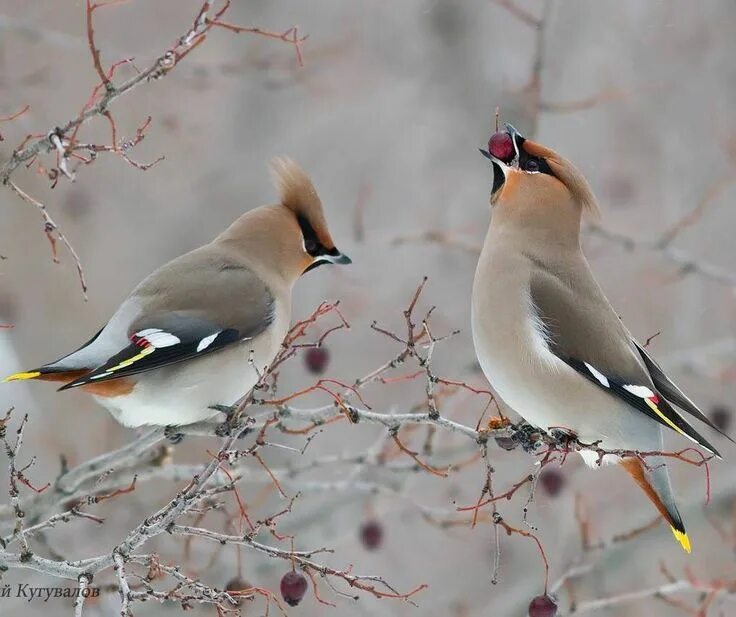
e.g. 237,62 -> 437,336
479,148 -> 507,198
504,122 -> 524,142
303,249 -> 352,273
504,123 -> 525,166
480,122 -> 528,201
325,250 -> 351,265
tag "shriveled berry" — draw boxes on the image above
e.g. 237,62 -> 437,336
360,520 -> 384,550
494,435 -> 517,451
539,469 -> 565,498
488,131 -> 515,162
225,577 -> 252,606
528,594 -> 557,617
280,571 -> 307,607
710,405 -> 731,432
304,347 -> 329,375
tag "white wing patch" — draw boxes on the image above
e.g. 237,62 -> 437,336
584,362 -> 609,387
622,384 -> 656,399
525,293 -> 560,371
196,332 -> 219,352
135,328 -> 180,349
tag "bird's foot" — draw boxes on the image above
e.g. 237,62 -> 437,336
210,404 -> 237,415
211,404 -> 250,438
511,423 -> 545,453
548,427 -> 577,449
164,425 -> 185,445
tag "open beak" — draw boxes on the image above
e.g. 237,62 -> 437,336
303,249 -> 352,274
479,148 -> 507,198
480,122 -> 527,199
325,250 -> 351,265
504,122 -> 524,143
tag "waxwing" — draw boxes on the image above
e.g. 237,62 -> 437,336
473,125 -> 731,553
4,159 -> 350,428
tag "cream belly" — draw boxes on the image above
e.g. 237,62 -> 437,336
471,246 -> 663,460
95,306 -> 289,428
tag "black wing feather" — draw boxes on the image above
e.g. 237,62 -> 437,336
564,357 -> 720,456
58,313 -> 246,390
635,341 -> 734,444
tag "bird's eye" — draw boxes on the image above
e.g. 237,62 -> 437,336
304,239 -> 318,254
525,158 -> 540,172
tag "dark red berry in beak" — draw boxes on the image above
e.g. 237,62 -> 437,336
488,131 -> 515,163
528,594 -> 557,617
360,520 -> 384,550
304,346 -> 329,375
280,571 -> 308,606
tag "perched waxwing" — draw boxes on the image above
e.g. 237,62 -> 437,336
473,125 -> 732,553
3,159 -> 350,428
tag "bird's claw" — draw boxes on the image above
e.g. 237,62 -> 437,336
511,423 -> 544,453
209,404 -> 237,414
210,404 -> 250,439
164,425 -> 185,445
548,428 -> 577,448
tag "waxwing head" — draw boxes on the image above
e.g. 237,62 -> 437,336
215,158 -> 350,285
480,124 -> 599,235
270,157 -> 351,274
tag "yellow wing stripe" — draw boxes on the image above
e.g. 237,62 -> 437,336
644,398 -> 687,437
2,371 -> 41,383
671,527 -> 692,554
106,346 -> 155,373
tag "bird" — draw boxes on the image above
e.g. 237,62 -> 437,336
3,158 -> 350,429
473,124 -> 731,553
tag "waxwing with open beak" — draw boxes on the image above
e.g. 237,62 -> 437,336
4,158 -> 351,428
473,124 -> 732,553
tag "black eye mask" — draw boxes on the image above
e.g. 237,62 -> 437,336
297,216 -> 326,257
513,134 -> 554,176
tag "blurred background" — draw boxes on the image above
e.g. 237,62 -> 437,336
1,0 -> 735,615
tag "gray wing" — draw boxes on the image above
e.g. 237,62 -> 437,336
529,262 -> 720,454
59,246 -> 275,388
132,245 -> 276,332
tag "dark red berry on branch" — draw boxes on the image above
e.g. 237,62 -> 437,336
225,577 -> 252,606
710,405 -> 731,432
539,469 -> 565,498
304,346 -> 329,375
280,571 -> 308,606
360,520 -> 384,550
528,594 -> 557,617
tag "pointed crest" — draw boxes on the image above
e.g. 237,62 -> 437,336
270,157 -> 335,249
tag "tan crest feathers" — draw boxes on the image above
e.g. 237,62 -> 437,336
269,157 -> 336,250
270,157 -> 321,216
524,140 -> 602,219
548,157 -> 602,220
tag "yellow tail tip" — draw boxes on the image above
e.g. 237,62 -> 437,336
671,527 -> 691,554
2,371 -> 41,383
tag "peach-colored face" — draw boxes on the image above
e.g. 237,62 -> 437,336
484,133 -> 589,239
494,164 -> 571,210
485,132 -> 582,216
